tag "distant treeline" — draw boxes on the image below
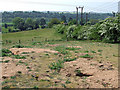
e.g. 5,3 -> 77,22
2,11 -> 113,23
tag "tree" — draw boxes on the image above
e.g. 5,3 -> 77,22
40,18 -> 46,26
61,15 -> 66,23
25,18 -> 34,30
13,17 -> 25,31
33,20 -> 39,29
48,18 -> 60,28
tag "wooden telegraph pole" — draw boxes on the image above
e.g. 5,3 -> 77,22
76,6 -> 84,25
86,13 -> 88,24
80,6 -> 84,25
76,7 -> 79,25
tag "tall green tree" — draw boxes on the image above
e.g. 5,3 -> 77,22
25,18 -> 34,30
40,18 -> 46,26
48,18 -> 60,28
13,17 -> 25,31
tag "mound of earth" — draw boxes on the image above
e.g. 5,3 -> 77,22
10,48 -> 58,55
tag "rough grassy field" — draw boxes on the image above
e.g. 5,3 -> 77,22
1,28 -> 118,88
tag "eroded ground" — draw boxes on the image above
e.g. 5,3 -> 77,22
1,42 -> 118,88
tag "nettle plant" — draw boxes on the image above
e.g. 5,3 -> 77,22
98,17 -> 119,43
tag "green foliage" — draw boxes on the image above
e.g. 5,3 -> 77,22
55,46 -> 69,55
63,58 -> 76,62
13,55 -> 26,59
65,80 -> 71,84
54,16 -> 120,43
48,18 -> 60,28
49,60 -> 64,72
80,54 -> 93,58
74,69 -> 81,74
13,17 -> 25,31
2,48 -> 12,57
10,76 -> 16,79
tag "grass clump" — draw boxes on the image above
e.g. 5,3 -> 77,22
91,51 -> 96,53
0,60 -> 10,63
98,49 -> 103,52
13,55 -> 26,59
80,54 -> 93,58
65,47 -> 81,50
63,58 -> 77,62
49,60 -> 64,72
55,46 -> 69,55
2,48 -> 12,57
65,80 -> 71,84
10,76 -> 16,79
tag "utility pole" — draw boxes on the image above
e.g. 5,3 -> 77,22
76,7 -> 78,25
76,6 -> 84,25
80,6 -> 84,25
86,13 -> 88,24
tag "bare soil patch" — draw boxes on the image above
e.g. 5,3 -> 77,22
10,48 -> 58,55
60,58 -> 118,88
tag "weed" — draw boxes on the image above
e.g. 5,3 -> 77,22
54,53 -> 58,55
0,60 -> 10,63
33,86 -> 39,89
13,55 -> 26,59
61,84 -> 66,88
63,58 -> 76,62
1,81 -> 8,85
4,60 -> 10,63
10,76 -> 16,79
2,48 -> 12,57
18,60 -> 24,64
55,46 -> 69,55
75,51 -> 79,53
98,49 -> 103,52
65,47 -> 81,50
91,51 -> 96,53
84,51 -> 89,53
49,60 -> 64,72
75,69 -> 81,74
65,80 -> 71,84
22,52 -> 29,54
80,54 -> 93,58
2,86 -> 10,88
31,51 -> 35,53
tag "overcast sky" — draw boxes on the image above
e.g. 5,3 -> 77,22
0,0 -> 119,13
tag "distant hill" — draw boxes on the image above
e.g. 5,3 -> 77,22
2,11 -> 113,23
